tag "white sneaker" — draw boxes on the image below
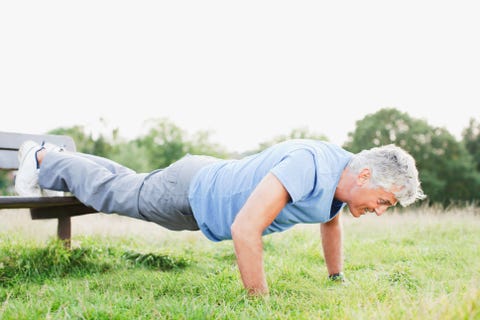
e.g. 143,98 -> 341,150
15,140 -> 42,196
15,140 -> 65,197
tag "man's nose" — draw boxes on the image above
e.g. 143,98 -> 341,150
375,205 -> 388,216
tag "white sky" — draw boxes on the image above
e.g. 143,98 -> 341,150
1,1 -> 479,153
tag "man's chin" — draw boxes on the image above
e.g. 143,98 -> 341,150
349,209 -> 362,218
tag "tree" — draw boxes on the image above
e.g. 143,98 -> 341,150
134,118 -> 229,170
0,171 -> 11,195
462,117 -> 480,172
185,130 -> 229,159
132,119 -> 187,170
49,126 -> 100,154
344,108 -> 480,205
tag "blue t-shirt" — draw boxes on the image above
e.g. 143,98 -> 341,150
188,139 -> 353,242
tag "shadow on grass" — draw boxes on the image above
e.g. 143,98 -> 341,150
121,251 -> 189,270
0,240 -> 190,287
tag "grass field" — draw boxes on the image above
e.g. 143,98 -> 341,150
0,207 -> 479,319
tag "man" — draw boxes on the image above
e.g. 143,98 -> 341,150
15,139 -> 425,295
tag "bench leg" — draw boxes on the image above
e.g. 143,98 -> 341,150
57,217 -> 71,248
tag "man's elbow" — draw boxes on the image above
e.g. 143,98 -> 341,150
231,219 -> 246,240
231,219 -> 261,241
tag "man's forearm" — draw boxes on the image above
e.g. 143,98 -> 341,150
229,173 -> 290,295
320,214 -> 343,275
231,230 -> 268,295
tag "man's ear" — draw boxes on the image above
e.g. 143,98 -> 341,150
357,168 -> 371,186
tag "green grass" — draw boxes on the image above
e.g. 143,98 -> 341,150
0,210 -> 479,319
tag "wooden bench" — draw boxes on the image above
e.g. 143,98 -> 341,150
0,131 -> 98,247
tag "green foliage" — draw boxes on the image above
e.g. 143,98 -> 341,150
49,123 -> 124,159
462,117 -> 480,171
109,142 -> 152,173
49,126 -> 100,155
133,118 -> 229,170
0,239 -> 110,287
134,118 -> 189,169
121,251 -> 189,270
0,238 -> 190,290
344,108 -> 480,205
185,129 -> 230,159
0,171 -> 11,195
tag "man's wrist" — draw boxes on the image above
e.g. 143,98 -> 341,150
328,272 -> 345,281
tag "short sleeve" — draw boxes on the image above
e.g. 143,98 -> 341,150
270,149 -> 316,203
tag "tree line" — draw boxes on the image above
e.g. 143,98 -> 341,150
2,108 -> 479,206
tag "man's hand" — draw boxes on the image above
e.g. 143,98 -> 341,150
328,272 -> 346,282
230,173 -> 290,296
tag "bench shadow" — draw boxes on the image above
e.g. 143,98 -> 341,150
0,242 -> 189,288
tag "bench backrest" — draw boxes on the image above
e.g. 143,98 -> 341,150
0,131 -> 77,170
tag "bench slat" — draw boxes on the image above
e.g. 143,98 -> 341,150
0,131 -> 76,151
0,196 -> 98,219
0,196 -> 93,209
0,150 -> 17,170
31,205 -> 98,219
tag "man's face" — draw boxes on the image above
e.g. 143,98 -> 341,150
347,174 -> 398,218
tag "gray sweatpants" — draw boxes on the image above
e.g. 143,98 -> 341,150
38,151 -> 219,231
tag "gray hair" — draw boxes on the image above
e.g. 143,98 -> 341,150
348,144 -> 426,206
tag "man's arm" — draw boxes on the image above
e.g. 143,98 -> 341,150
320,213 -> 343,277
230,173 -> 290,296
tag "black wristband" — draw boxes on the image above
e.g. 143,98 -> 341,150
328,272 -> 344,281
